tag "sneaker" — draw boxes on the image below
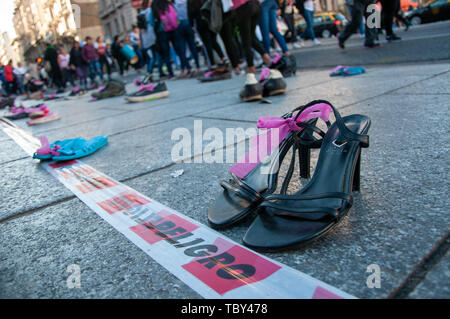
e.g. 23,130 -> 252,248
125,82 -> 169,103
270,54 -> 297,77
313,39 -> 321,46
87,82 -> 98,91
386,34 -> 402,41
338,37 -> 345,49
293,42 -> 303,49
364,41 -> 381,49
138,74 -> 153,86
199,68 -> 232,82
0,97 -> 15,109
239,73 -> 262,102
260,69 -> 287,97
67,87 -> 88,99
91,79 -> 126,100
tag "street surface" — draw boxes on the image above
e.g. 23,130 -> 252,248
0,21 -> 449,298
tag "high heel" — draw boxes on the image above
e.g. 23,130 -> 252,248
243,100 -> 370,251
208,102 -> 331,229
352,151 -> 361,192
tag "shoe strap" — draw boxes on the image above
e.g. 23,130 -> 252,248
294,100 -> 369,148
220,174 -> 264,204
261,192 -> 353,220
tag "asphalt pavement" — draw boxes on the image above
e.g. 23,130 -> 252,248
0,21 -> 449,299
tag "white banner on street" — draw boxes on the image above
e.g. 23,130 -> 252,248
1,119 -> 355,299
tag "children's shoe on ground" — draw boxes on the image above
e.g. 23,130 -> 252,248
27,112 -> 59,126
33,135 -> 108,161
270,53 -> 297,77
91,80 -> 126,100
260,68 -> 287,97
239,73 -> 263,102
125,82 -> 169,103
199,68 -> 232,82
67,87 -> 88,99
0,97 -> 15,109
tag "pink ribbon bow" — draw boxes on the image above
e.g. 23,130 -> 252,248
229,103 -> 332,179
35,136 -> 61,156
137,83 -> 154,93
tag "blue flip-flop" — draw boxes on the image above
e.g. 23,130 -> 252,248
33,136 -> 108,161
330,65 -> 366,77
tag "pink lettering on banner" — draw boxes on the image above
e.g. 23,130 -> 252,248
49,160 -> 78,168
182,238 -> 281,295
312,286 -> 344,299
130,211 -> 199,245
97,191 -> 151,214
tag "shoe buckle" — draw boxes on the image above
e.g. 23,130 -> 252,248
332,139 -> 348,148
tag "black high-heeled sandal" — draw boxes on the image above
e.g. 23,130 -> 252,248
208,102 -> 331,229
243,100 -> 370,251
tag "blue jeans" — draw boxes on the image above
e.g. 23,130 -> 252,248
144,46 -> 165,76
259,0 -> 288,54
302,9 -> 316,40
177,19 -> 200,69
166,29 -> 191,71
88,60 -> 103,82
157,31 -> 175,76
133,44 -> 144,69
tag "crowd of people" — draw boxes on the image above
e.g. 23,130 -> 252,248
0,0 -> 413,99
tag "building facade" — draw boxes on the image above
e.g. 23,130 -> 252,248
13,0 -> 78,62
71,0 -> 104,41
98,0 -> 139,40
13,0 -> 103,62
0,32 -> 23,66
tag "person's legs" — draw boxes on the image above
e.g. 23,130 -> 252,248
169,30 -> 190,72
211,32 -> 225,60
158,32 -> 174,76
380,0 -> 395,37
181,19 -> 200,69
258,0 -> 272,54
53,67 -> 64,90
236,0 -> 268,73
267,0 -> 289,53
364,0 -> 379,44
339,2 -> 364,44
96,61 -> 104,81
283,13 -> 297,43
219,16 -> 240,69
303,9 -> 316,40
88,61 -> 96,82
197,19 -> 216,67
143,47 -> 153,74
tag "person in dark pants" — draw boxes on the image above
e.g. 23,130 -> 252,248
112,36 -> 129,77
394,0 -> 411,31
69,41 -> 89,91
338,0 -> 380,49
97,36 -> 112,80
380,0 -> 401,41
174,0 -> 202,76
44,44 -> 65,93
281,0 -> 302,48
221,0 -> 271,75
188,0 -> 226,69
152,0 -> 191,78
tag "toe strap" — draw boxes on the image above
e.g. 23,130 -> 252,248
220,175 -> 264,204
261,192 -> 353,220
